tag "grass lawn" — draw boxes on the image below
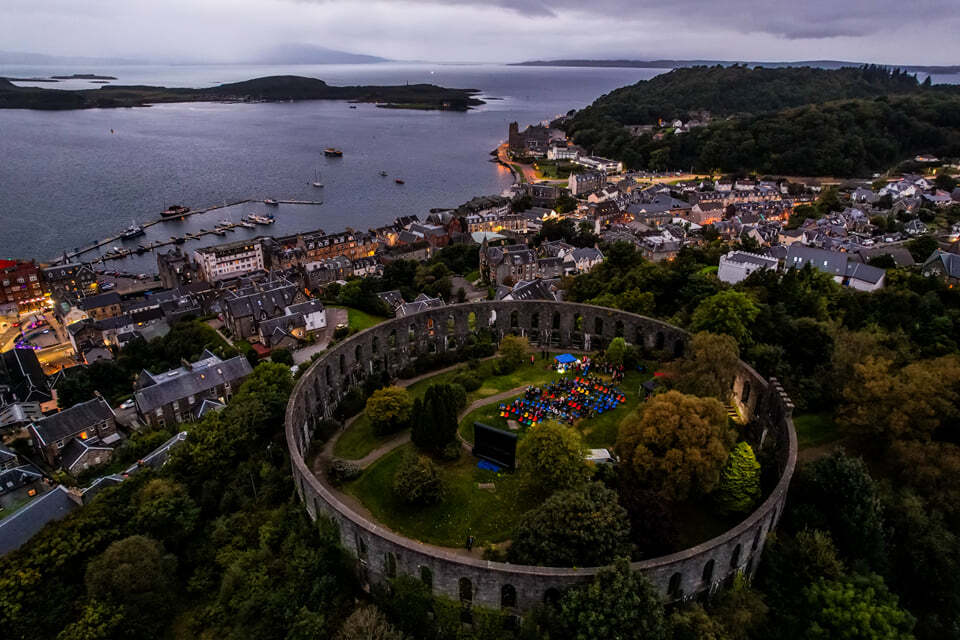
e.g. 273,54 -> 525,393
793,412 -> 842,449
329,305 -> 387,333
345,443 -> 535,547
334,354 -> 565,460
0,492 -> 40,522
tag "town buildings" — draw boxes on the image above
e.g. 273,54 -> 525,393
29,396 -> 119,471
717,251 -> 779,284
568,172 -> 606,196
0,260 -> 46,312
134,351 -> 253,428
40,263 -> 97,304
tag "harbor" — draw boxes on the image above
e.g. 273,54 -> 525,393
59,198 -> 325,266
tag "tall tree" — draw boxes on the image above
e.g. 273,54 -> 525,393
714,442 -> 761,515
672,331 -> 740,400
802,574 -> 915,640
552,558 -> 667,640
410,384 -> 459,453
690,291 -> 760,346
516,420 -> 591,497
509,482 -> 631,567
365,386 -> 414,436
616,391 -> 732,502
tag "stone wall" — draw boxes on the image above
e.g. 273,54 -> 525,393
285,301 -> 797,612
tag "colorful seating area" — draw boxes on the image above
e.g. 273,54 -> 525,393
498,375 -> 627,426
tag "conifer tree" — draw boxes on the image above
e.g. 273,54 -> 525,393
715,441 -> 761,514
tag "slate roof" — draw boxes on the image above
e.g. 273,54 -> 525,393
786,245 -> 885,285
258,313 -> 305,337
724,251 -> 779,267
224,285 -> 298,320
286,300 -> 325,316
376,290 -> 406,311
194,399 -> 225,419
844,262 -> 886,285
568,247 -> 604,263
0,465 -> 42,496
923,250 -> 960,278
1,348 -> 51,404
79,292 -> 121,310
396,295 -> 445,318
30,397 -> 114,446
0,445 -> 17,467
135,355 -> 252,413
0,486 -> 79,556
61,438 -> 112,473
503,280 -> 558,302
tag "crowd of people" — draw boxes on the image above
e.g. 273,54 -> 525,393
498,375 -> 627,426
552,354 -> 627,384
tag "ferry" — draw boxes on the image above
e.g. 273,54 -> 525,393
324,148 -> 343,157
161,205 -> 190,218
264,198 -> 279,206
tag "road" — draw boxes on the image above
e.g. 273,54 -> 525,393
497,143 -> 541,184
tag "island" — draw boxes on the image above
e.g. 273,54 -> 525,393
0,75 -> 485,111
50,73 -> 118,80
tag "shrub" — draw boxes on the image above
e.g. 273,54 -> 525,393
365,386 -> 414,436
328,459 -> 362,485
411,384 -> 461,453
270,348 -> 294,366
334,388 -> 367,421
393,453 -> 443,505
451,372 -> 481,392
714,441 -> 761,514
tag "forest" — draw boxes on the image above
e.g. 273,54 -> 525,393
566,65 -> 960,176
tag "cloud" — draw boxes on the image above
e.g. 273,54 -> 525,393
2,0 -> 959,65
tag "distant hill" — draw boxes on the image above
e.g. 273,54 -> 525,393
248,44 -> 388,65
566,65 -> 960,177
0,75 -> 483,111
0,50 -> 143,66
513,58 -> 960,75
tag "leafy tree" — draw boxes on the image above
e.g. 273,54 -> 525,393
616,391 -> 732,502
410,384 -> 460,452
497,334 -> 530,373
509,482 -> 630,567
802,574 -> 915,640
935,173 -> 957,192
373,576 -> 434,639
606,336 -> 628,366
365,386 -> 414,436
906,235 -> 940,263
690,291 -> 760,346
131,478 -> 200,549
789,451 -> 887,572
56,601 -> 126,640
392,453 -> 443,506
714,442 -> 761,514
552,558 -> 666,640
668,604 -> 728,640
672,331 -> 740,400
84,536 -> 176,639
336,606 -> 406,640
269,348 -> 293,366
516,420 -> 591,497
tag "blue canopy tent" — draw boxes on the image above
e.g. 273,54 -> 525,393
554,353 -> 577,364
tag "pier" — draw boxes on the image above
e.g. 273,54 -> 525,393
58,198 -> 323,264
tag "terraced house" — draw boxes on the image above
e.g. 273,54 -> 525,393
29,396 -> 118,472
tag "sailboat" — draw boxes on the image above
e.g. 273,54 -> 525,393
312,168 -> 324,188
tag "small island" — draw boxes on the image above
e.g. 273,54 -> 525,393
50,73 -> 118,80
0,75 -> 485,111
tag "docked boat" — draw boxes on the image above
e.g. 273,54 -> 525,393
264,198 -> 279,206
395,179 -> 405,185
249,214 -> 275,225
120,221 -> 144,240
213,229 -> 225,236
240,220 -> 256,229
161,205 -> 190,218
324,148 -> 343,157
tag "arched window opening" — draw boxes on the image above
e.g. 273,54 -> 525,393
574,315 -> 583,332
741,381 -> 751,403
615,320 -> 624,337
752,527 -> 762,551
510,310 -> 519,328
552,312 -> 561,330
531,312 -> 540,329
447,314 -> 455,334
673,339 -> 684,358
668,572 -> 683,598
385,552 -> 397,578
501,584 -> 517,609
339,354 -> 346,374
544,588 -> 561,608
459,577 -> 473,603
655,331 -> 665,350
468,312 -> 477,332
702,559 -> 715,584
594,317 -> 603,335
372,336 -> 380,354
420,566 -> 433,589
730,544 -> 742,569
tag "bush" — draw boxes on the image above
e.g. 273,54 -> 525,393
451,371 -> 481,392
393,453 -> 444,505
334,388 -> 367,421
714,441 -> 761,514
333,325 -> 350,340
365,386 -> 414,436
440,442 -> 462,461
497,334 -> 530,373
328,459 -> 362,485
270,348 -> 294,366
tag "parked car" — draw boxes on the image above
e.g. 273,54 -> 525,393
120,399 -> 135,410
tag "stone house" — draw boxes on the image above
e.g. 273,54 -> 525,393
29,397 -> 119,471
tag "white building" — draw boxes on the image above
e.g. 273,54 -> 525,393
717,251 -> 779,284
574,156 -> 624,174
194,240 -> 264,282
547,146 -> 579,161
284,300 -> 327,333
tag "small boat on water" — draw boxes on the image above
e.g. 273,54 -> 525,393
349,105 -> 357,109
324,148 -> 343,157
161,205 -> 190,218
120,221 -> 144,240
379,170 -> 388,177
395,179 -> 405,185
213,229 -> 225,236
312,167 -> 324,188
249,214 -> 275,225
240,220 -> 256,229
264,198 -> 279,206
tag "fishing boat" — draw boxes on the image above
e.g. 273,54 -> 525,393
264,198 -> 279,206
120,221 -> 144,240
379,170 -> 388,177
324,148 -> 343,157
312,168 -> 324,188
161,205 -> 190,218
395,178 -> 405,185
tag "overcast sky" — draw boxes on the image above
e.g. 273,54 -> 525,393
6,0 -> 960,65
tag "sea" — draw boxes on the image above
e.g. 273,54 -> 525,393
0,63 -> 668,273
1,63 -> 958,274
